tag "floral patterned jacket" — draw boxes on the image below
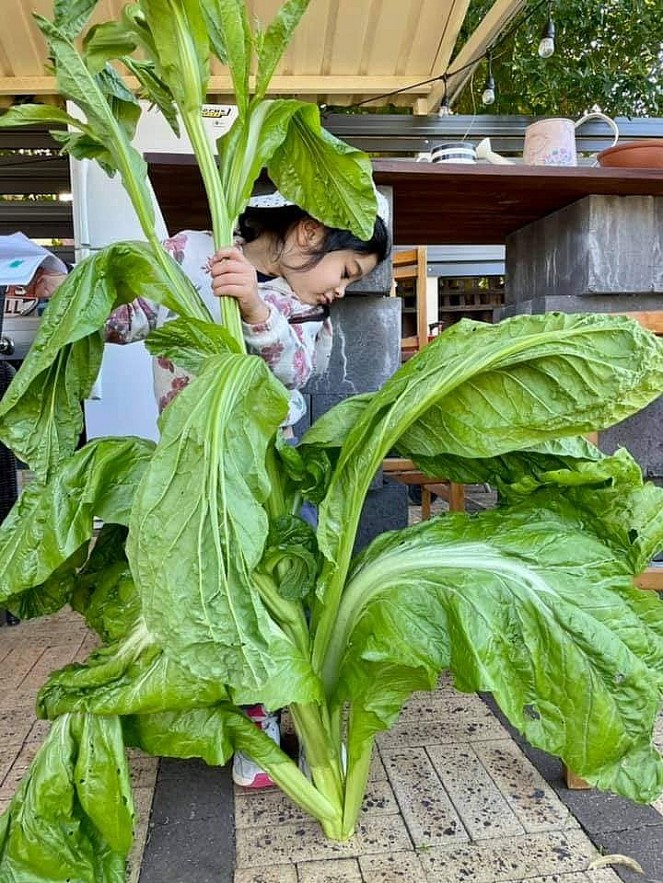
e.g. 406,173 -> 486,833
105,230 -> 333,425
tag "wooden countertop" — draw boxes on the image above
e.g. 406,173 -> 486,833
372,160 -> 663,245
145,153 -> 663,246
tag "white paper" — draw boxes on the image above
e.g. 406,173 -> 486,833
0,232 -> 68,286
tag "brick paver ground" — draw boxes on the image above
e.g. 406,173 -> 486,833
0,608 -> 157,883
232,678 -> 625,883
2,526 -> 663,882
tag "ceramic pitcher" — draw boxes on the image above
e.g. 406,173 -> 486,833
523,112 -> 619,166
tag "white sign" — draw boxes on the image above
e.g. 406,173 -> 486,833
0,232 -> 68,286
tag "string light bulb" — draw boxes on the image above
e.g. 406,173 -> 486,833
538,2 -> 555,58
481,54 -> 496,106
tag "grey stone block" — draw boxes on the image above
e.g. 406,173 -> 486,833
289,262 -> 403,547
353,478 -> 409,554
506,195 -> 663,302
304,296 -> 402,396
557,790 -> 663,837
600,396 -> 663,480
140,759 -> 234,883
589,827 -> 663,883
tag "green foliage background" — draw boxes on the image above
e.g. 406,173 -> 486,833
457,0 -> 663,117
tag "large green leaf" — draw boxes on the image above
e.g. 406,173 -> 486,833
217,98 -> 309,222
6,545 -> 89,623
311,313 -> 663,669
123,706 -> 236,765
300,392 -> 373,452
0,242 -> 197,478
267,102 -> 378,239
254,0 -> 311,100
38,620 -> 228,719
53,0 -> 99,39
144,315 -> 241,376
200,0 -> 252,112
94,66 -> 141,140
0,713 -> 132,883
115,1 -> 179,136
333,499 -> 663,803
0,102 -> 83,131
35,14 -> 155,224
82,20 -> 139,74
0,437 -> 154,603
139,0 -> 209,113
122,58 -> 180,134
303,395 -> 663,575
127,353 -> 322,707
70,524 -> 141,642
563,459 -> 663,575
216,97 -> 379,244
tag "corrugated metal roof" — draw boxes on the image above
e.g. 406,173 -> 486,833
0,0 -> 526,112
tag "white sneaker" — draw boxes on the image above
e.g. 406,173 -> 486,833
232,705 -> 280,789
298,742 -> 347,782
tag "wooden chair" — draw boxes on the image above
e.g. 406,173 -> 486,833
391,247 -> 429,360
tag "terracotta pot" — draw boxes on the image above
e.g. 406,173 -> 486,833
597,139 -> 663,168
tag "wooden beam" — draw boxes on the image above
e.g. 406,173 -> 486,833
634,567 -> 663,591
0,75 -> 434,98
421,0 -> 527,114
431,0 -> 473,75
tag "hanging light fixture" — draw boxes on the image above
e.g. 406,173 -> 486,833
438,76 -> 453,117
481,53 -> 496,106
538,1 -> 555,58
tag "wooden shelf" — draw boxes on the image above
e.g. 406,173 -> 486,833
371,160 -> 663,246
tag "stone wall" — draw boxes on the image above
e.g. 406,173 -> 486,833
501,194 -> 663,480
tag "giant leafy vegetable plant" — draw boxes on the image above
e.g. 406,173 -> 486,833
1,0 -> 663,878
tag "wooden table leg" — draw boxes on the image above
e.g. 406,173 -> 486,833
449,482 -> 465,512
563,764 -> 590,790
421,486 -> 432,520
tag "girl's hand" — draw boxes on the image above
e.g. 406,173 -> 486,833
210,246 -> 269,325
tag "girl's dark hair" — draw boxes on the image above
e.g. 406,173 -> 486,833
238,204 -> 390,270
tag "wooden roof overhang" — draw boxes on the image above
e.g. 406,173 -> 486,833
0,0 -> 526,112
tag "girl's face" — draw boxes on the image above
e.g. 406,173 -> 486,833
278,221 -> 379,307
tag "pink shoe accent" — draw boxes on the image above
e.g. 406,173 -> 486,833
232,705 -> 280,789
240,771 -> 275,790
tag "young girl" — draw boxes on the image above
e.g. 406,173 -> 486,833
130,196 -> 389,429
108,193 -> 390,788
